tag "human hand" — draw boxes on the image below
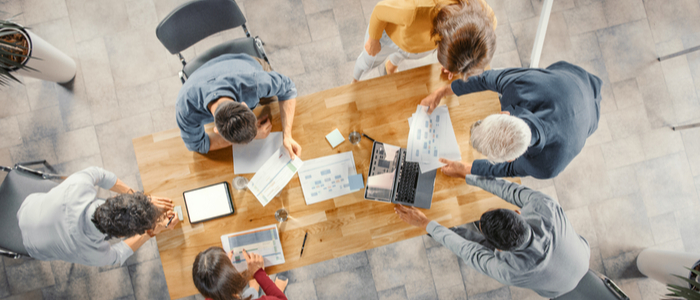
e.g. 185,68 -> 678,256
365,38 -> 381,56
150,196 -> 174,211
420,89 -> 443,114
394,204 -> 431,230
243,249 -> 264,272
441,67 -> 454,80
255,116 -> 272,140
148,211 -> 177,236
439,158 -> 471,178
283,135 -> 302,160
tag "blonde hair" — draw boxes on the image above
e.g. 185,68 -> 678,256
470,114 -> 531,163
432,0 -> 496,79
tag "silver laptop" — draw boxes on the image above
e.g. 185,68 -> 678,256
364,141 -> 437,209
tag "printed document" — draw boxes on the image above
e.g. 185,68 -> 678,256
220,224 -> 285,272
298,151 -> 361,205
232,132 -> 284,174
247,147 -> 304,206
407,105 -> 461,173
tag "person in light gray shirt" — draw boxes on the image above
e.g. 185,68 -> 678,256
394,159 -> 590,298
17,167 -> 179,267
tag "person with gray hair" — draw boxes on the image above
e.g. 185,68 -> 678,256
421,61 -> 603,179
176,53 -> 301,159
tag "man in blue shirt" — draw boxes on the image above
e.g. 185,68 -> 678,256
176,54 -> 301,158
421,61 -> 602,179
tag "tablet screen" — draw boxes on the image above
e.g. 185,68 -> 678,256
183,182 -> 234,223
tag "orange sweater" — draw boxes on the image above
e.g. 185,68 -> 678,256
368,0 -> 497,53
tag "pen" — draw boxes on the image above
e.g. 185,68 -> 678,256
165,214 -> 175,228
362,133 -> 376,142
300,232 -> 308,257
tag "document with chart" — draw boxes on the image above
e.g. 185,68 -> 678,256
407,105 -> 461,173
220,224 -> 285,272
247,147 -> 304,206
297,151 -> 364,205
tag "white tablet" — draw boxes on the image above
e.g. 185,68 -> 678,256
183,182 -> 234,223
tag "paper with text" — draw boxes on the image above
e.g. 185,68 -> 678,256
247,147 -> 304,206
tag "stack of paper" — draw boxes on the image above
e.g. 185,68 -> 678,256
247,147 -> 304,206
407,105 -> 461,173
297,151 -> 364,205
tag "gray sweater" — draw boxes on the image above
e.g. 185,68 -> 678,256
427,175 -> 590,298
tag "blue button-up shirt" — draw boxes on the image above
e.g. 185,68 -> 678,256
17,167 -> 135,267
427,175 -> 590,298
451,61 -> 602,179
175,54 -> 298,153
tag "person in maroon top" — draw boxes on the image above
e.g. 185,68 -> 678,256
193,247 -> 288,300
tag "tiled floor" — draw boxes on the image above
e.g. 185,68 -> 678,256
1,0 -> 699,299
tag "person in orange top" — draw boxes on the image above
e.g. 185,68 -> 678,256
352,0 -> 497,82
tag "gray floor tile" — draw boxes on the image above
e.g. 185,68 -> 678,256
116,82 -> 164,118
104,29 -> 172,90
19,0 -> 69,25
639,128 -> 685,160
682,127 -> 700,176
128,259 -> 169,300
29,17 -> 78,59
469,286 -> 512,300
660,55 -> 692,84
24,81 -> 59,112
606,165 -> 640,197
436,283 -> 467,300
41,274 -> 90,300
0,258 -> 9,298
649,212 -> 682,245
150,105 -> 178,132
125,239 -> 160,266
511,13 -> 573,68
9,137 -> 58,165
157,76 -> 182,107
585,115 -> 613,147
531,0 -> 575,14
66,0 -> 130,42
286,257 -> 340,283
152,0 -> 190,21
56,64 -> 93,132
640,82 -> 676,129
307,10 -> 339,41
377,286 -> 407,300
314,265 -> 378,300
643,0 -> 700,44
87,267 -> 134,300
596,19 -> 657,83
0,290 -> 45,300
15,106 -> 65,142
268,47 -> 306,77
76,37 -> 118,103
616,279 -> 642,300
460,256 -> 504,296
404,277 -> 437,300
3,257 -> 55,295
505,0 -> 535,23
298,36 -> 347,73
563,206 -> 599,248
508,286 -> 546,300
637,277 -> 669,300
94,112 -> 154,178
125,0 -> 159,29
494,24 -> 517,55
570,32 -> 602,63
336,251 -> 370,271
426,246 -> 462,291
600,134 -> 646,169
553,146 -> 613,210
0,82 -> 31,119
54,126 -> 101,164
286,280 -> 318,300
333,0 -> 366,61
589,194 -> 655,259
290,61 -> 355,96
668,76 -> 700,124
611,78 -> 643,109
589,246 -> 605,275
245,0 -> 312,48
635,153 -> 698,217
301,0 -> 335,15
422,234 -> 442,249
675,205 -> 700,252
601,250 -> 644,281
602,0 -> 647,27
367,236 -> 431,292
490,50 -> 523,69
563,2 -> 608,35
604,104 -> 651,140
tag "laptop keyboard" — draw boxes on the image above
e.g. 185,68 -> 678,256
395,161 -> 419,204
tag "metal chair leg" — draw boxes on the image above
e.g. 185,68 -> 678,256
658,45 -> 700,61
672,122 -> 700,131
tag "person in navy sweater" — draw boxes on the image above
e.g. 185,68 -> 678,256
421,61 -> 603,179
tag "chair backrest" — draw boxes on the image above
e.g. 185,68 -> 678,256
182,38 -> 263,78
156,0 -> 247,54
0,168 -> 59,256
553,270 -> 629,300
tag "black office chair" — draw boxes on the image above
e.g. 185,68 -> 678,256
552,269 -> 630,300
0,160 -> 63,259
156,0 -> 270,84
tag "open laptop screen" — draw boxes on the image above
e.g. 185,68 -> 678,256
365,142 -> 401,202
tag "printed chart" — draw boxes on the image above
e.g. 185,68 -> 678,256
298,151 -> 363,205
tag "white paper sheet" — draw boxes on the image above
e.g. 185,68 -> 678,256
298,151 -> 360,205
247,147 -> 304,206
220,224 -> 285,272
232,132 -> 284,174
406,105 -> 461,172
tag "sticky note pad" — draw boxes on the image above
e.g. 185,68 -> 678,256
348,174 -> 364,191
174,206 -> 184,221
325,129 -> 345,148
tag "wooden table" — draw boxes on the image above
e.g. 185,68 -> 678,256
133,63 -> 519,299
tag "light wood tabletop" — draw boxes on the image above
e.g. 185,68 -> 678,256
133,63 -> 519,299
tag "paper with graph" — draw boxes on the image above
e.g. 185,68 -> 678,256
220,224 -> 284,272
407,105 -> 461,173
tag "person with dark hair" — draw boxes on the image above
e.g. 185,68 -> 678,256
17,167 -> 178,266
352,0 -> 496,83
394,160 -> 590,298
192,247 -> 288,300
176,53 -> 301,158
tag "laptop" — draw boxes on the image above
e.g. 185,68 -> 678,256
364,141 -> 437,209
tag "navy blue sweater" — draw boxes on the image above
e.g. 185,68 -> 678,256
451,61 -> 602,179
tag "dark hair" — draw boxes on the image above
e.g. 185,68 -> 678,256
91,192 -> 161,238
479,209 -> 529,251
432,0 -> 496,79
192,247 -> 251,300
214,101 -> 257,144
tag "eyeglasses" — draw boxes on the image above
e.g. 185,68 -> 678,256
470,120 -> 482,136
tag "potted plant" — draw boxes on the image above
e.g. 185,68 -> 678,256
637,249 -> 700,299
0,14 -> 76,85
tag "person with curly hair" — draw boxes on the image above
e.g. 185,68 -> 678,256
17,166 -> 179,266
352,0 -> 497,83
192,247 -> 288,300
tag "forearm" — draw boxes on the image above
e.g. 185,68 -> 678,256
465,174 -> 534,208
426,221 -> 499,278
254,269 -> 288,300
124,233 -> 151,252
110,179 -> 136,194
207,132 -> 233,151
279,98 -> 296,138
470,159 -> 522,178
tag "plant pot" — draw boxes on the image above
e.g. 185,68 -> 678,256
0,25 -> 76,83
637,248 -> 700,289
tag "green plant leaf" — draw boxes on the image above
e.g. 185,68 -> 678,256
672,274 -> 700,290
667,283 -> 700,300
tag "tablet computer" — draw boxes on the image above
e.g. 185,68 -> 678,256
183,182 -> 234,223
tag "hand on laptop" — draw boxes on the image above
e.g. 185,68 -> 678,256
439,159 -> 471,178
394,204 -> 430,230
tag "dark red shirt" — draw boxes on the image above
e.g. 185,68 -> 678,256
205,268 -> 287,300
